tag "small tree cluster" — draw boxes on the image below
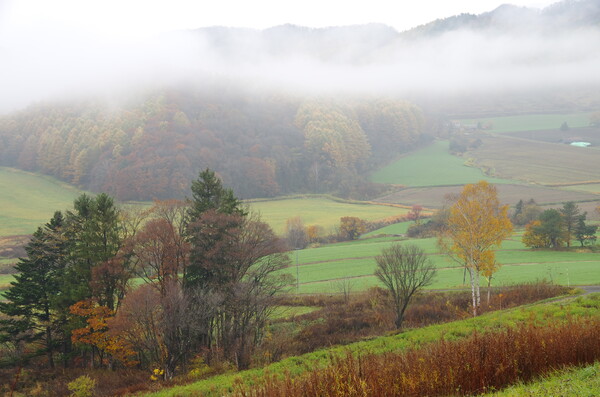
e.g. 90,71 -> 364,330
522,202 -> 597,249
0,169 -> 290,378
339,216 -> 367,241
511,199 -> 542,226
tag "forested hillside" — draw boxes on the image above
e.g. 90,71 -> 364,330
0,91 -> 427,200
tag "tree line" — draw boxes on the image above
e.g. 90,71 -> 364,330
0,169 -> 290,376
519,200 -> 598,248
0,91 -> 428,201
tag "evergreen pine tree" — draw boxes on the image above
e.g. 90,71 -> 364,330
188,169 -> 246,220
0,212 -> 66,368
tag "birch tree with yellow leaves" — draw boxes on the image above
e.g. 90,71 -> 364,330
440,181 -> 513,316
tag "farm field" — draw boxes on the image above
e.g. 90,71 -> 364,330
467,134 -> 600,186
370,140 -> 510,186
0,167 -> 84,236
362,221 -> 412,237
0,168 -> 408,240
459,112 -> 594,133
247,196 -> 409,235
282,232 -> 600,294
374,183 -> 599,209
504,126 -> 600,146
563,183 -> 600,194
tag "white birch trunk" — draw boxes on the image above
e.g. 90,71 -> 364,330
475,268 -> 481,310
469,267 -> 477,316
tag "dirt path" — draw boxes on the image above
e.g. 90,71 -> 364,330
579,285 -> 600,295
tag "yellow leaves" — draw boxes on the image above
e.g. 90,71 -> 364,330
443,181 -> 513,271
522,220 -> 549,248
150,368 -> 164,381
296,101 -> 371,169
339,217 -> 367,241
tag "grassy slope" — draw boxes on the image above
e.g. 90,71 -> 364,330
0,168 -> 408,239
370,140 -> 511,186
362,221 -> 412,237
0,167 -> 83,236
143,294 -> 600,397
488,362 -> 600,396
0,274 -> 15,290
247,197 -> 408,235
459,112 -> 593,133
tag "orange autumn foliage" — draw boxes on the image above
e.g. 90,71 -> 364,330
70,300 -> 138,367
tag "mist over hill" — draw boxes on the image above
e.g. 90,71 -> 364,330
2,0 -> 600,113
1,0 -> 600,200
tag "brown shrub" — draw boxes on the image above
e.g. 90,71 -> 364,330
239,317 -> 600,396
267,282 -> 569,359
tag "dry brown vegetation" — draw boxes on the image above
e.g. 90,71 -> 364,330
375,184 -> 598,209
264,282 -> 569,359
0,282 -> 571,396
237,317 -> 600,396
469,134 -> 600,185
504,126 -> 600,146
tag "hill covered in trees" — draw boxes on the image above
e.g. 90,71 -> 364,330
0,92 -> 427,200
2,0 -> 600,201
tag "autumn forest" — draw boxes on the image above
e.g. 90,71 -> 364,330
0,90 -> 427,201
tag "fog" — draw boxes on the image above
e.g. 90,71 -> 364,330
1,3 -> 600,113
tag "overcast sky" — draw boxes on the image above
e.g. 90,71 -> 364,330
1,0 -> 557,42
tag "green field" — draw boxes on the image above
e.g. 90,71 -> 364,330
247,197 -> 408,235
282,233 -> 600,294
0,273 -> 14,286
362,221 -> 412,237
0,168 -> 411,239
564,183 -> 600,194
370,140 -> 510,186
0,167 -> 84,236
460,112 -> 594,133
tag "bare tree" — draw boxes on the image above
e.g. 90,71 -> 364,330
285,216 -> 307,249
331,277 -> 354,304
111,282 -> 221,380
374,244 -> 436,329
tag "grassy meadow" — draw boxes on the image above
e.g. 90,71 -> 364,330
362,221 -> 412,237
0,167 -> 84,236
0,168 -> 410,239
282,232 -> 600,294
370,140 -> 510,186
459,112 -> 594,133
247,196 -> 409,235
